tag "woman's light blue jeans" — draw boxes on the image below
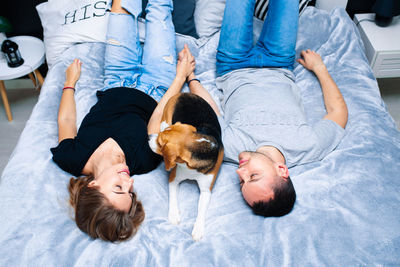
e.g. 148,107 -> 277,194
102,0 -> 176,102
216,0 -> 298,77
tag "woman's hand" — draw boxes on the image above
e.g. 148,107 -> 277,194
65,59 -> 82,87
297,49 -> 326,73
176,44 -> 195,80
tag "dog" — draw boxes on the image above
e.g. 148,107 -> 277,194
149,93 -> 224,241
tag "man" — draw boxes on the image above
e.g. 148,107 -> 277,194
190,0 -> 348,217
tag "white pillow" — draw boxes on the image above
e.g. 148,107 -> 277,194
36,0 -> 111,67
194,0 -> 226,38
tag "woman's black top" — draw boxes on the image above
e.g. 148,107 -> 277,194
51,87 -> 161,177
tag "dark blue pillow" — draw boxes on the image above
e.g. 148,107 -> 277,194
142,0 -> 198,39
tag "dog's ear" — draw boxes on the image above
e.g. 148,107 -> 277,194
161,142 -> 180,171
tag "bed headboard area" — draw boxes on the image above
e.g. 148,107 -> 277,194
0,0 -> 377,39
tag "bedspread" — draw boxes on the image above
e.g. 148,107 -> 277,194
1,7 -> 400,266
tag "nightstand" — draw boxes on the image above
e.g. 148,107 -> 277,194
354,14 -> 400,78
0,36 -> 45,121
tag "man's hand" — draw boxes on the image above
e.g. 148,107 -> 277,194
297,49 -> 348,129
297,49 -> 326,73
65,59 -> 82,87
181,46 -> 220,116
176,44 -> 195,80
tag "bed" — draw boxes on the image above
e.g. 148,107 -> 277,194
1,0 -> 400,265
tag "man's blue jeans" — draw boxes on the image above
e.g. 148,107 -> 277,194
216,0 -> 298,77
102,0 -> 176,102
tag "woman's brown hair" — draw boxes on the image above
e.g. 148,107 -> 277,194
68,176 -> 145,242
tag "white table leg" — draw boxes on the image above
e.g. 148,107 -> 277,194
0,80 -> 12,121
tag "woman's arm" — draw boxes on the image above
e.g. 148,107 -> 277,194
57,59 -> 82,142
148,45 -> 195,135
297,50 -> 348,128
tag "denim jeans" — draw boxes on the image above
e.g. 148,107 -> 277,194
102,0 -> 176,102
216,0 -> 298,76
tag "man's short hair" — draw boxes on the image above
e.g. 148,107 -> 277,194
251,176 -> 296,217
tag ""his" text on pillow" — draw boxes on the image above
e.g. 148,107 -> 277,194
63,1 -> 107,25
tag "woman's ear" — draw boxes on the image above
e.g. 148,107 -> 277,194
88,180 -> 97,187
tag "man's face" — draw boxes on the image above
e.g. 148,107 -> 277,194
236,151 -> 288,206
89,163 -> 134,212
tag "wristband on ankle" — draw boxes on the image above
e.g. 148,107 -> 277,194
187,78 -> 200,86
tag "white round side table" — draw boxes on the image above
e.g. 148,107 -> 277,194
0,36 -> 45,121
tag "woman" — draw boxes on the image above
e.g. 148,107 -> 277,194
51,0 -> 195,241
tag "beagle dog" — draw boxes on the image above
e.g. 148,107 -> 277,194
149,93 -> 223,241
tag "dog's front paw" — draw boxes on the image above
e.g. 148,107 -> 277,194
168,209 -> 181,225
148,134 -> 159,154
160,121 -> 170,132
191,221 -> 205,241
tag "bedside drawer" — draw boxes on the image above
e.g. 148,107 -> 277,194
372,51 -> 400,78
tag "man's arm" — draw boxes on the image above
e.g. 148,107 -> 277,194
148,45 -> 195,135
187,72 -> 220,116
297,50 -> 348,128
57,59 -> 82,143
184,45 -> 220,116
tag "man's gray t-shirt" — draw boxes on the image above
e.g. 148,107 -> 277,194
216,68 -> 345,167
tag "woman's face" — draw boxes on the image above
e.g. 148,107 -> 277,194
89,163 -> 134,212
